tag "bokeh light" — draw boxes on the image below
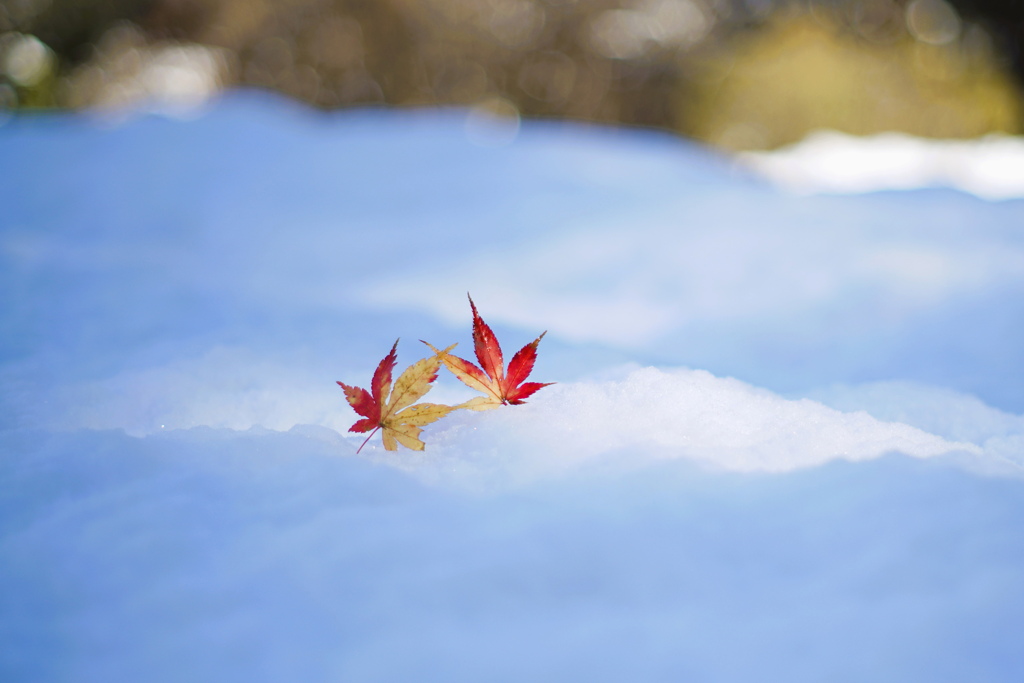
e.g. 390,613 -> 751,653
0,0 -> 1021,148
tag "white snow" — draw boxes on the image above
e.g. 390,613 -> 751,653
415,367 -> 981,487
741,129 -> 1024,200
2,92 -> 1023,681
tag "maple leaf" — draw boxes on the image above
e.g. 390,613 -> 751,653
423,295 -> 553,410
337,339 -> 458,453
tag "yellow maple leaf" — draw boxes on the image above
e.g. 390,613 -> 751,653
337,340 -> 459,452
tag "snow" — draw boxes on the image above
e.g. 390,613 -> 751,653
740,130 -> 1024,200
2,92 -> 1024,681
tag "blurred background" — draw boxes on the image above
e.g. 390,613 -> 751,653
1,0 -> 1021,149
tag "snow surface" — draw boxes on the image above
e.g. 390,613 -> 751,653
2,92 -> 1024,681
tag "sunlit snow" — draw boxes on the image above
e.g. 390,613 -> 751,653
741,129 -> 1024,200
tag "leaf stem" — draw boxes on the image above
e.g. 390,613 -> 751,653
356,427 -> 380,454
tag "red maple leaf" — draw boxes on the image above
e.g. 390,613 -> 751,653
424,295 -> 553,409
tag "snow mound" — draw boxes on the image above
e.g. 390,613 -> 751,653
45,356 -> 982,483
358,367 -> 981,490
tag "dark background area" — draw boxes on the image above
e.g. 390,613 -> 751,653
2,0 -> 1022,148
